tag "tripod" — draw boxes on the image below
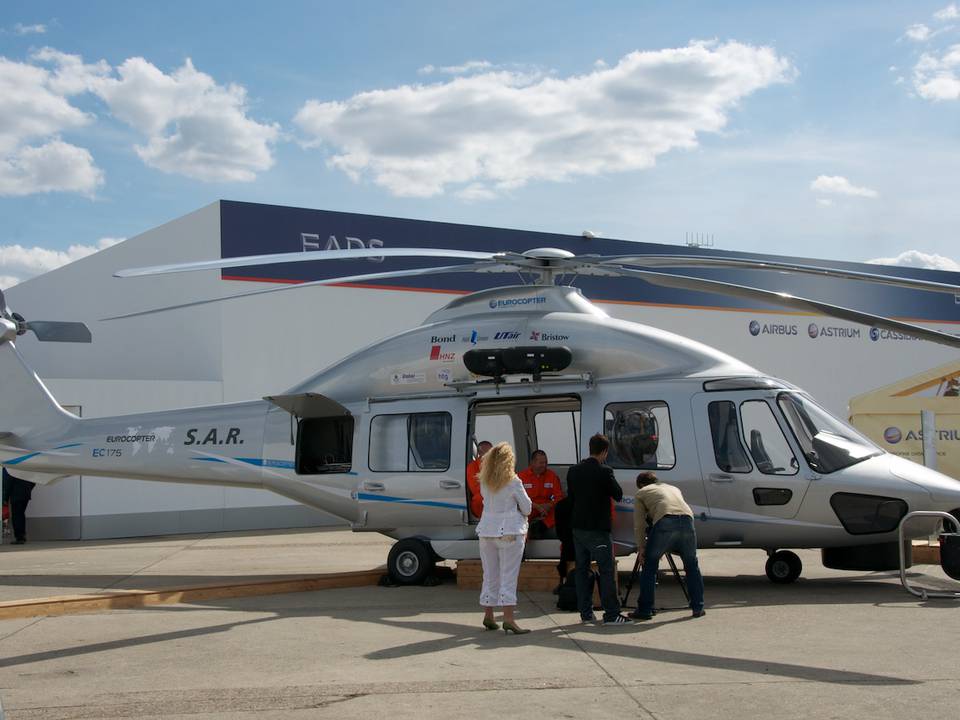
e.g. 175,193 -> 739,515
621,552 -> 689,609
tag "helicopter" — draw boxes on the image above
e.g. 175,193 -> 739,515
2,246 -> 960,585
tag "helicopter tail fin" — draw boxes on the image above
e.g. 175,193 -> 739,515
0,338 -> 78,442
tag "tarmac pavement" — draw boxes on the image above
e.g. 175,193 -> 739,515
0,528 -> 958,719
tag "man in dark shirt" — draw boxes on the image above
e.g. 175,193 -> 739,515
2,467 -> 36,545
565,433 -> 628,624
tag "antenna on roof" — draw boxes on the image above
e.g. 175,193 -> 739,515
685,232 -> 715,248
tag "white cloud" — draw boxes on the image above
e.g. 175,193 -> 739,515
0,54 -> 104,196
913,45 -> 960,100
455,183 -> 497,201
419,60 -> 493,76
868,250 -> 960,271
0,237 -> 122,287
810,175 -> 878,198
934,3 -> 960,21
295,41 -> 794,198
816,198 -> 833,207
14,23 -> 46,35
906,24 -> 932,41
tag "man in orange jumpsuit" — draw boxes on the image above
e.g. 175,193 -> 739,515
519,449 -> 564,539
466,440 -> 493,518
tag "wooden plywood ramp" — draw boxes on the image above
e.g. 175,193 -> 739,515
0,569 -> 383,620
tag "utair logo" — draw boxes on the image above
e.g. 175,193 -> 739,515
488,296 -> 547,309
494,331 -> 521,340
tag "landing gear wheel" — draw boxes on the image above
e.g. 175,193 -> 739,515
765,550 -> 802,584
387,538 -> 435,585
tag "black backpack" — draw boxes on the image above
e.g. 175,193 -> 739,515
556,570 -> 595,611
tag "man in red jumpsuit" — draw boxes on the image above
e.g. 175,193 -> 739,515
519,449 -> 564,539
466,440 -> 493,518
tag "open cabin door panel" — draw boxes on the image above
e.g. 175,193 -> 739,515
357,397 -> 468,528
691,392 -> 810,522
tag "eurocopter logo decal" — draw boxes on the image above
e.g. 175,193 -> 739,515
488,296 -> 547,309
748,320 -> 797,337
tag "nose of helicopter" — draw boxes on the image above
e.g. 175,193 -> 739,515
887,454 -> 960,515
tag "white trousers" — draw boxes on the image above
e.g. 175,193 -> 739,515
478,535 -> 526,607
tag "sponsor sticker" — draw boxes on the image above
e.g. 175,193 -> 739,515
489,296 -> 547,309
436,368 -> 452,384
391,371 -> 426,385
748,320 -> 797,337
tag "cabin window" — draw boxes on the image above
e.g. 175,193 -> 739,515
296,416 -> 354,474
474,413 -> 515,450
707,401 -> 752,473
604,402 -> 675,469
533,411 -> 581,465
369,412 -> 452,472
830,492 -> 908,535
740,400 -> 798,475
753,488 -> 793,506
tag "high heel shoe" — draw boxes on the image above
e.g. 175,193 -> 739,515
482,618 -> 500,630
502,621 -> 530,635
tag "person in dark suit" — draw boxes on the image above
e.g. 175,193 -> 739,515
2,467 -> 36,545
565,433 -> 628,625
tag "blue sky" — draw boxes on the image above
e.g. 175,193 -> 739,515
2,1 -> 959,286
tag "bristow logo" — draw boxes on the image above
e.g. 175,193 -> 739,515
808,323 -> 819,338
489,296 -> 547,309
749,321 -> 761,336
430,334 -> 456,343
494,331 -> 521,340
530,330 -> 569,341
883,427 -> 902,444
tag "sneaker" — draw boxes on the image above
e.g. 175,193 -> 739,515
580,613 -> 597,624
691,609 -> 706,618
602,614 -> 632,625
628,610 -> 653,621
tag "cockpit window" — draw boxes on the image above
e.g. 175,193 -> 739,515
777,393 -> 881,474
740,400 -> 798,475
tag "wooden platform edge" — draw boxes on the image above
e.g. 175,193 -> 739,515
0,569 -> 384,620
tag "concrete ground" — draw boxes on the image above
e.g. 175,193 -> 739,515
0,528 -> 958,719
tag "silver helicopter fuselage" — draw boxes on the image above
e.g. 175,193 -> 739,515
3,285 -> 959,561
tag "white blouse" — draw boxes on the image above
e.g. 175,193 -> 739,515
475,476 -> 532,538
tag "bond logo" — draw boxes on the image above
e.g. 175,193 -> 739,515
883,427 -> 902,444
430,334 -> 456,343
808,323 -> 819,339
749,320 -> 761,336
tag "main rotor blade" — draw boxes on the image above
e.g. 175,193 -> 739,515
600,255 -> 960,296
24,321 -> 92,343
592,263 -> 960,349
0,287 -> 6,316
103,261 -> 512,320
115,247 -> 499,278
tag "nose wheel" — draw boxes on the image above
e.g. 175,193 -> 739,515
765,550 -> 802,584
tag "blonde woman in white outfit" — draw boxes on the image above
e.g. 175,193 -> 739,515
475,442 -> 533,634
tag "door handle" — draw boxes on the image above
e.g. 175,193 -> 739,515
362,481 -> 386,491
439,480 -> 462,490
708,473 -> 733,483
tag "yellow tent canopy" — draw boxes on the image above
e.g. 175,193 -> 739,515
849,360 -> 960,480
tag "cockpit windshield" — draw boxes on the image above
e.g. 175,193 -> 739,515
776,392 -> 882,473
